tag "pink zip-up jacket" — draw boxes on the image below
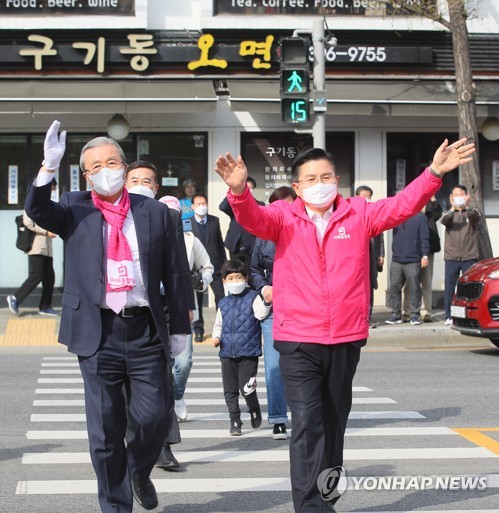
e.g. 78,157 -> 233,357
228,167 -> 442,345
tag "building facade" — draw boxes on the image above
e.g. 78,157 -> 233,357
1,0 -> 498,307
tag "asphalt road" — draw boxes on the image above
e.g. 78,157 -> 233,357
0,342 -> 498,513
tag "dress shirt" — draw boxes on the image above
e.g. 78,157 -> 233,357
194,214 -> 207,225
304,205 -> 334,242
34,172 -> 149,308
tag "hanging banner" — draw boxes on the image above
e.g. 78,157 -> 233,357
70,164 -> 80,192
8,165 -> 18,205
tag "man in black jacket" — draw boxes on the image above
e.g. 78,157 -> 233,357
386,212 -> 430,325
220,176 -> 264,272
191,193 -> 227,341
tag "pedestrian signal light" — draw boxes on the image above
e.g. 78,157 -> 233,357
279,37 -> 310,125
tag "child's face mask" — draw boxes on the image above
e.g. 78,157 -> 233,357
225,281 -> 247,295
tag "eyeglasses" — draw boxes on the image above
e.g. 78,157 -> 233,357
84,159 -> 124,175
297,173 -> 338,188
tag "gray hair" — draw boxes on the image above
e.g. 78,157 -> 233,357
79,137 -> 126,171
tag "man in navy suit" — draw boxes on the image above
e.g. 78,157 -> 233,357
25,121 -> 191,513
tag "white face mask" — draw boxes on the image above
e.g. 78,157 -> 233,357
453,196 -> 466,208
225,281 -> 247,295
194,205 -> 208,216
89,167 -> 125,197
127,184 -> 156,199
301,182 -> 337,209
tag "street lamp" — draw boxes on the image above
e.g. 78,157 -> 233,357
106,114 -> 130,141
481,117 -> 499,141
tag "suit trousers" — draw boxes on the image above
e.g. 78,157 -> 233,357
389,261 -> 422,317
78,309 -> 171,513
15,254 -> 54,310
277,340 -> 363,513
403,254 -> 435,317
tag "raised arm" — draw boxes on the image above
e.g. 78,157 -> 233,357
365,138 -> 475,237
25,120 -> 69,237
215,153 -> 282,242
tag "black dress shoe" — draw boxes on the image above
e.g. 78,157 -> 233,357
156,444 -> 180,471
131,476 -> 158,510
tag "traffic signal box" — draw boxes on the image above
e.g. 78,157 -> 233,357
279,37 -> 311,125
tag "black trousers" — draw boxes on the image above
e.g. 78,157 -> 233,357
78,310 -> 171,513
220,356 -> 260,423
276,340 -> 364,513
193,273 -> 225,335
15,254 -> 55,310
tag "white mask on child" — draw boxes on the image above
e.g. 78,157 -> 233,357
225,281 -> 247,295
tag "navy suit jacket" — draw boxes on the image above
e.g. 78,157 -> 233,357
25,182 -> 191,357
190,214 -> 227,272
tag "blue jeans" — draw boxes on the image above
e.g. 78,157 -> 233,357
172,333 -> 193,401
261,314 -> 289,425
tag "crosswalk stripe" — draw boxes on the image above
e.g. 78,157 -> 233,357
35,389 -> 84,394
21,446 -> 497,465
38,378 -> 83,383
30,410 -> 424,423
32,397 -> 395,407
25,426 -> 458,440
34,382 -> 372,393
34,388 -> 373,395
16,474 -> 499,495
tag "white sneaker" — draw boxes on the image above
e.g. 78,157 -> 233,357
445,318 -> 453,326
175,398 -> 188,422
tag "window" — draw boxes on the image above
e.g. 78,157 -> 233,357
241,132 -> 354,203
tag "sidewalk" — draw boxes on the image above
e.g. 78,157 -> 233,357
0,304 -> 486,349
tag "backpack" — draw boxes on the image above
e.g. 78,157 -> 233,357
15,214 -> 36,253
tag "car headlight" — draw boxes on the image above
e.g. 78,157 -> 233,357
487,270 -> 499,279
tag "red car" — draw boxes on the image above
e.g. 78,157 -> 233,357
451,257 -> 499,348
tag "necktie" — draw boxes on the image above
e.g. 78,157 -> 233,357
106,290 -> 127,314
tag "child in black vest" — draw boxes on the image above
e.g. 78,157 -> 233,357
212,259 -> 271,435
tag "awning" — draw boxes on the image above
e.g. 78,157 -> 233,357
0,80 -> 218,114
227,79 -> 499,117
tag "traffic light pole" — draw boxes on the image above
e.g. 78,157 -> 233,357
293,19 -> 326,149
312,18 -> 326,150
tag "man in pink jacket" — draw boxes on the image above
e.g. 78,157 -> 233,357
215,138 -> 475,513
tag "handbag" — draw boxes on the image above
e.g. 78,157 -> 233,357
15,214 -> 36,253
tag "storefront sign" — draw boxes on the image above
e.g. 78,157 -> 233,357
215,0 -> 436,16
8,165 -> 18,205
0,0 -> 134,16
1,31 -> 433,75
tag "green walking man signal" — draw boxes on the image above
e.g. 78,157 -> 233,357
279,37 -> 310,125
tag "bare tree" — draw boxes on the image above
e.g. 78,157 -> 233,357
387,0 -> 493,258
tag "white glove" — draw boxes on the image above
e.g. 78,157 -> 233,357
202,274 -> 213,292
169,334 -> 187,359
43,120 -> 67,171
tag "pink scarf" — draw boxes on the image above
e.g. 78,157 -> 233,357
92,189 -> 136,292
